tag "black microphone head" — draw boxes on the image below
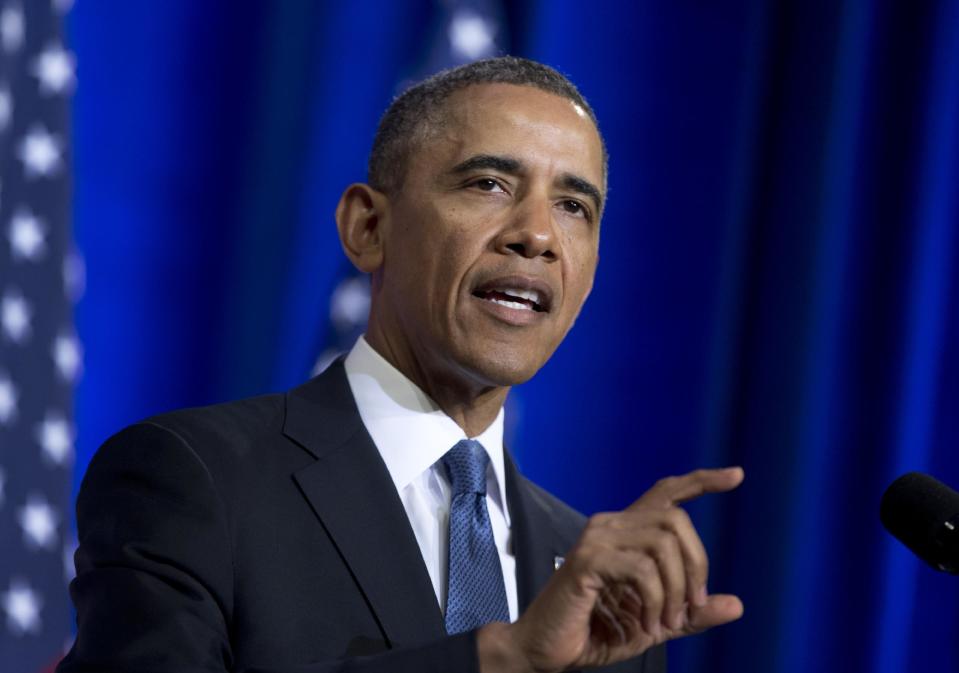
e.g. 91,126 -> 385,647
880,472 -> 959,574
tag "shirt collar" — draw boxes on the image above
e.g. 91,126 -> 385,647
343,336 -> 508,518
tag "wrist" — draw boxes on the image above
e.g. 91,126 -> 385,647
477,622 -> 538,673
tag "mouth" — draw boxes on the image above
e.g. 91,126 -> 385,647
471,276 -> 553,314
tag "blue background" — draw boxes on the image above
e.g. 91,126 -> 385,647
67,2 -> 959,672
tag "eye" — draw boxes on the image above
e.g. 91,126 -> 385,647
469,177 -> 506,193
560,199 -> 589,219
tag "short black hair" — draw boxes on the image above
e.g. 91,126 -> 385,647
367,56 -> 606,194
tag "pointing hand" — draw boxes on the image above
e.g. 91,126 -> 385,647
479,467 -> 745,673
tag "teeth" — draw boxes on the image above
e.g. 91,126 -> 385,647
498,288 -> 541,304
488,298 -> 532,311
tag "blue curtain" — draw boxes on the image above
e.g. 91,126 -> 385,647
68,2 -> 959,672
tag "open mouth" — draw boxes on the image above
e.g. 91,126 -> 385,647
472,287 -> 548,313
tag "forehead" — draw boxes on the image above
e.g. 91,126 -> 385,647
413,83 -> 605,188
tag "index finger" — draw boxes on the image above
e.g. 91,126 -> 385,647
630,467 -> 744,510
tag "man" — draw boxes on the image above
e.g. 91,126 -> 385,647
58,57 -> 743,673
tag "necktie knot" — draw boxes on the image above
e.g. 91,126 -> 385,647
442,439 -> 489,496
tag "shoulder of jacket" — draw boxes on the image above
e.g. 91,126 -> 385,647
141,392 -> 286,442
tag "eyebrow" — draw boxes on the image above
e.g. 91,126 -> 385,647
450,154 -> 522,175
450,154 -> 604,214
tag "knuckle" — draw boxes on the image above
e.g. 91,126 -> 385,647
645,527 -> 672,551
655,475 -> 677,491
662,528 -> 682,554
643,573 -> 665,604
568,539 -> 596,563
569,540 -> 616,572
635,554 -> 658,578
665,506 -> 692,530
587,512 -> 614,530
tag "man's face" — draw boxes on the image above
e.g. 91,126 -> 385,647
373,83 -> 605,389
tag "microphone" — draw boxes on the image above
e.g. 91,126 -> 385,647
880,472 -> 959,574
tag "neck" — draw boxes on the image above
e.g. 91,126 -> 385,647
363,328 -> 508,438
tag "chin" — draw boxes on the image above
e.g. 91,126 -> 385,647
454,346 -> 549,388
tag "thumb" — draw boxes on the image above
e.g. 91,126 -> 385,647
684,594 -> 744,635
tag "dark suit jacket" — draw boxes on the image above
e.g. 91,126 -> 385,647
58,361 -> 665,673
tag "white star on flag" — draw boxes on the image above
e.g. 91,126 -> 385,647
53,332 -> 82,382
449,11 -> 496,60
1,579 -> 42,636
0,374 -> 17,424
17,126 -> 63,179
0,86 -> 11,132
36,412 -> 74,466
1,289 -> 32,343
17,494 -> 60,550
0,4 -> 24,53
330,276 -> 371,329
31,43 -> 76,96
9,208 -> 47,261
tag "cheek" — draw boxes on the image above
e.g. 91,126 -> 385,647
432,206 -> 494,280
418,231 -> 479,318
561,234 -> 599,297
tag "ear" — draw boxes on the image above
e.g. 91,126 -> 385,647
335,183 -> 390,273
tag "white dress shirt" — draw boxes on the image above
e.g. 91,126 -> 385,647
344,336 -> 518,622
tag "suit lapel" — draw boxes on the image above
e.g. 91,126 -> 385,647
283,362 -> 446,647
505,452 -> 575,612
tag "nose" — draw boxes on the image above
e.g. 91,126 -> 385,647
494,199 -> 558,261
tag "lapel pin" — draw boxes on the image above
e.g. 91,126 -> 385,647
553,555 -> 565,570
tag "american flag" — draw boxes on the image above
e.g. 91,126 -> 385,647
0,0 -> 79,671
314,0 -> 506,375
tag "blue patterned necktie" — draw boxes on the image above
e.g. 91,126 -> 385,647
442,439 -> 510,634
